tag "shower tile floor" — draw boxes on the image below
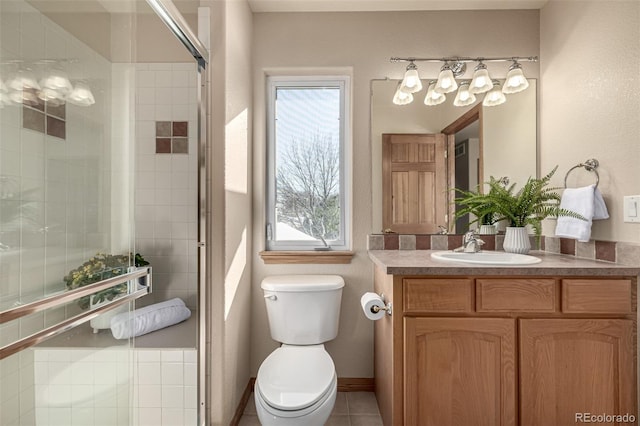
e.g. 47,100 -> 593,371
239,391 -> 383,426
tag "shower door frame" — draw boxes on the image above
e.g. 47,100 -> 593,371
143,1 -> 210,425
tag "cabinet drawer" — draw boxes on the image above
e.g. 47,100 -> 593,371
477,279 -> 557,312
562,279 -> 632,313
403,278 -> 473,313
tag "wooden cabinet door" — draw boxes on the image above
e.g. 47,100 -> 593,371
520,319 -> 636,426
404,318 -> 516,426
382,133 -> 447,233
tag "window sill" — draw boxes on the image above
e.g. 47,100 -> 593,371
259,250 -> 355,264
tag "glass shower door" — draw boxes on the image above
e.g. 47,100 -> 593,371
0,0 -> 146,424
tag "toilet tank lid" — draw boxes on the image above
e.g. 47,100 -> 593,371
261,275 -> 344,292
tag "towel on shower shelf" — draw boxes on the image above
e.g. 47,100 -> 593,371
555,184 -> 609,242
110,298 -> 191,339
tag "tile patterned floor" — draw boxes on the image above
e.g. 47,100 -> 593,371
239,391 -> 383,426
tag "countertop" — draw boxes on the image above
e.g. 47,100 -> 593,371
368,250 -> 640,276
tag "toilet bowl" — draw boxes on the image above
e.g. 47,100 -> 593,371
255,275 -> 344,426
255,345 -> 337,425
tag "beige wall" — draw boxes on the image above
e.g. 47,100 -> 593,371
540,0 -> 640,243
251,10 -> 540,378
202,0 -> 253,424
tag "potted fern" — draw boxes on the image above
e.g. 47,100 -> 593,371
454,167 -> 585,254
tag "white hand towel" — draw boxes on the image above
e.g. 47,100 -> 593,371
593,187 -> 609,220
110,298 -> 191,339
555,185 -> 597,242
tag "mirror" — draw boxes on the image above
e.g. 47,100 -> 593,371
371,78 -> 537,233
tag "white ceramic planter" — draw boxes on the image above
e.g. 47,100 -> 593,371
503,226 -> 531,254
478,224 -> 497,235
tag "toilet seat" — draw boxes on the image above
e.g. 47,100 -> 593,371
256,345 -> 336,413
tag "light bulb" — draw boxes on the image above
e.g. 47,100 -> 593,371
434,64 -> 458,94
400,62 -> 423,94
40,70 -> 73,97
453,82 -> 477,107
469,62 -> 492,94
502,62 -> 529,94
424,81 -> 446,106
483,80 -> 506,107
392,83 -> 413,106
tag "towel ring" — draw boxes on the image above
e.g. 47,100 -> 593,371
564,158 -> 600,189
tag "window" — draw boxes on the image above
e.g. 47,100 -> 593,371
266,76 -> 351,251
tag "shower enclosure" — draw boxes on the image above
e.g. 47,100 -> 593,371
0,0 -> 208,424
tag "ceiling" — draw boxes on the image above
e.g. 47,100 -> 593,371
247,0 -> 549,13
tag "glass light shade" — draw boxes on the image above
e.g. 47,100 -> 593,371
434,66 -> 458,94
10,88 -> 39,106
453,83 -> 477,107
502,64 -> 529,94
400,63 -> 423,94
40,70 -> 73,96
469,64 -> 492,94
392,84 -> 413,106
424,82 -> 446,106
68,83 -> 96,106
483,81 -> 506,107
8,70 -> 40,91
0,78 -> 7,93
38,87 -> 65,103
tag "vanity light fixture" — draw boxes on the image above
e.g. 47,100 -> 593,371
482,80 -> 507,107
389,55 -> 537,106
67,82 -> 96,107
434,63 -> 458,94
392,83 -> 413,105
424,81 -> 446,106
453,81 -> 476,107
469,61 -> 492,94
400,61 -> 422,94
502,60 -> 529,94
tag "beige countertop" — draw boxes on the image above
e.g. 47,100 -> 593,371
368,250 -> 640,276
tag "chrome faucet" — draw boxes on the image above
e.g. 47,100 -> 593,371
454,230 -> 485,253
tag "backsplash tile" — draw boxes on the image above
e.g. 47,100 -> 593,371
595,240 -> 616,262
368,232 -> 640,267
560,238 -> 576,255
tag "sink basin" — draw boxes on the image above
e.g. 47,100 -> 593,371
430,251 -> 542,265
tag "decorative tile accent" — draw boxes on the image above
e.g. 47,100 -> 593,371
430,235 -> 448,250
616,242 -> 640,266
156,121 -> 189,154
415,235 -> 431,250
480,235 -> 496,251
156,121 -> 171,137
595,240 -> 616,262
544,236 -> 561,254
399,235 -> 416,250
383,234 -> 399,250
560,238 -> 576,255
156,138 -> 171,154
367,235 -> 383,250
172,138 -> 188,154
576,241 -> 596,259
447,235 -> 463,250
172,121 -> 188,137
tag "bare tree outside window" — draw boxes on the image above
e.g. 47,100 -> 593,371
276,132 -> 340,240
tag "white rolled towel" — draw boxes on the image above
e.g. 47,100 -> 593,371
110,298 -> 191,339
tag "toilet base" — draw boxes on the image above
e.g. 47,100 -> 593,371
254,379 -> 337,426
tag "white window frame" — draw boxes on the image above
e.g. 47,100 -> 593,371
265,75 -> 351,251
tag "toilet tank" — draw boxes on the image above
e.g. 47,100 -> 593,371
261,275 -> 344,345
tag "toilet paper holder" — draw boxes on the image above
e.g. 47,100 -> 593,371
371,294 -> 392,316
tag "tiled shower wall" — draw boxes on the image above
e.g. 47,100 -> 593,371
132,63 -> 199,309
7,347 -> 197,426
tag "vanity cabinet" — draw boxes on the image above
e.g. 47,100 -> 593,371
373,269 -> 638,426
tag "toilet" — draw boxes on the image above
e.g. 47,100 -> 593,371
255,275 -> 345,426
